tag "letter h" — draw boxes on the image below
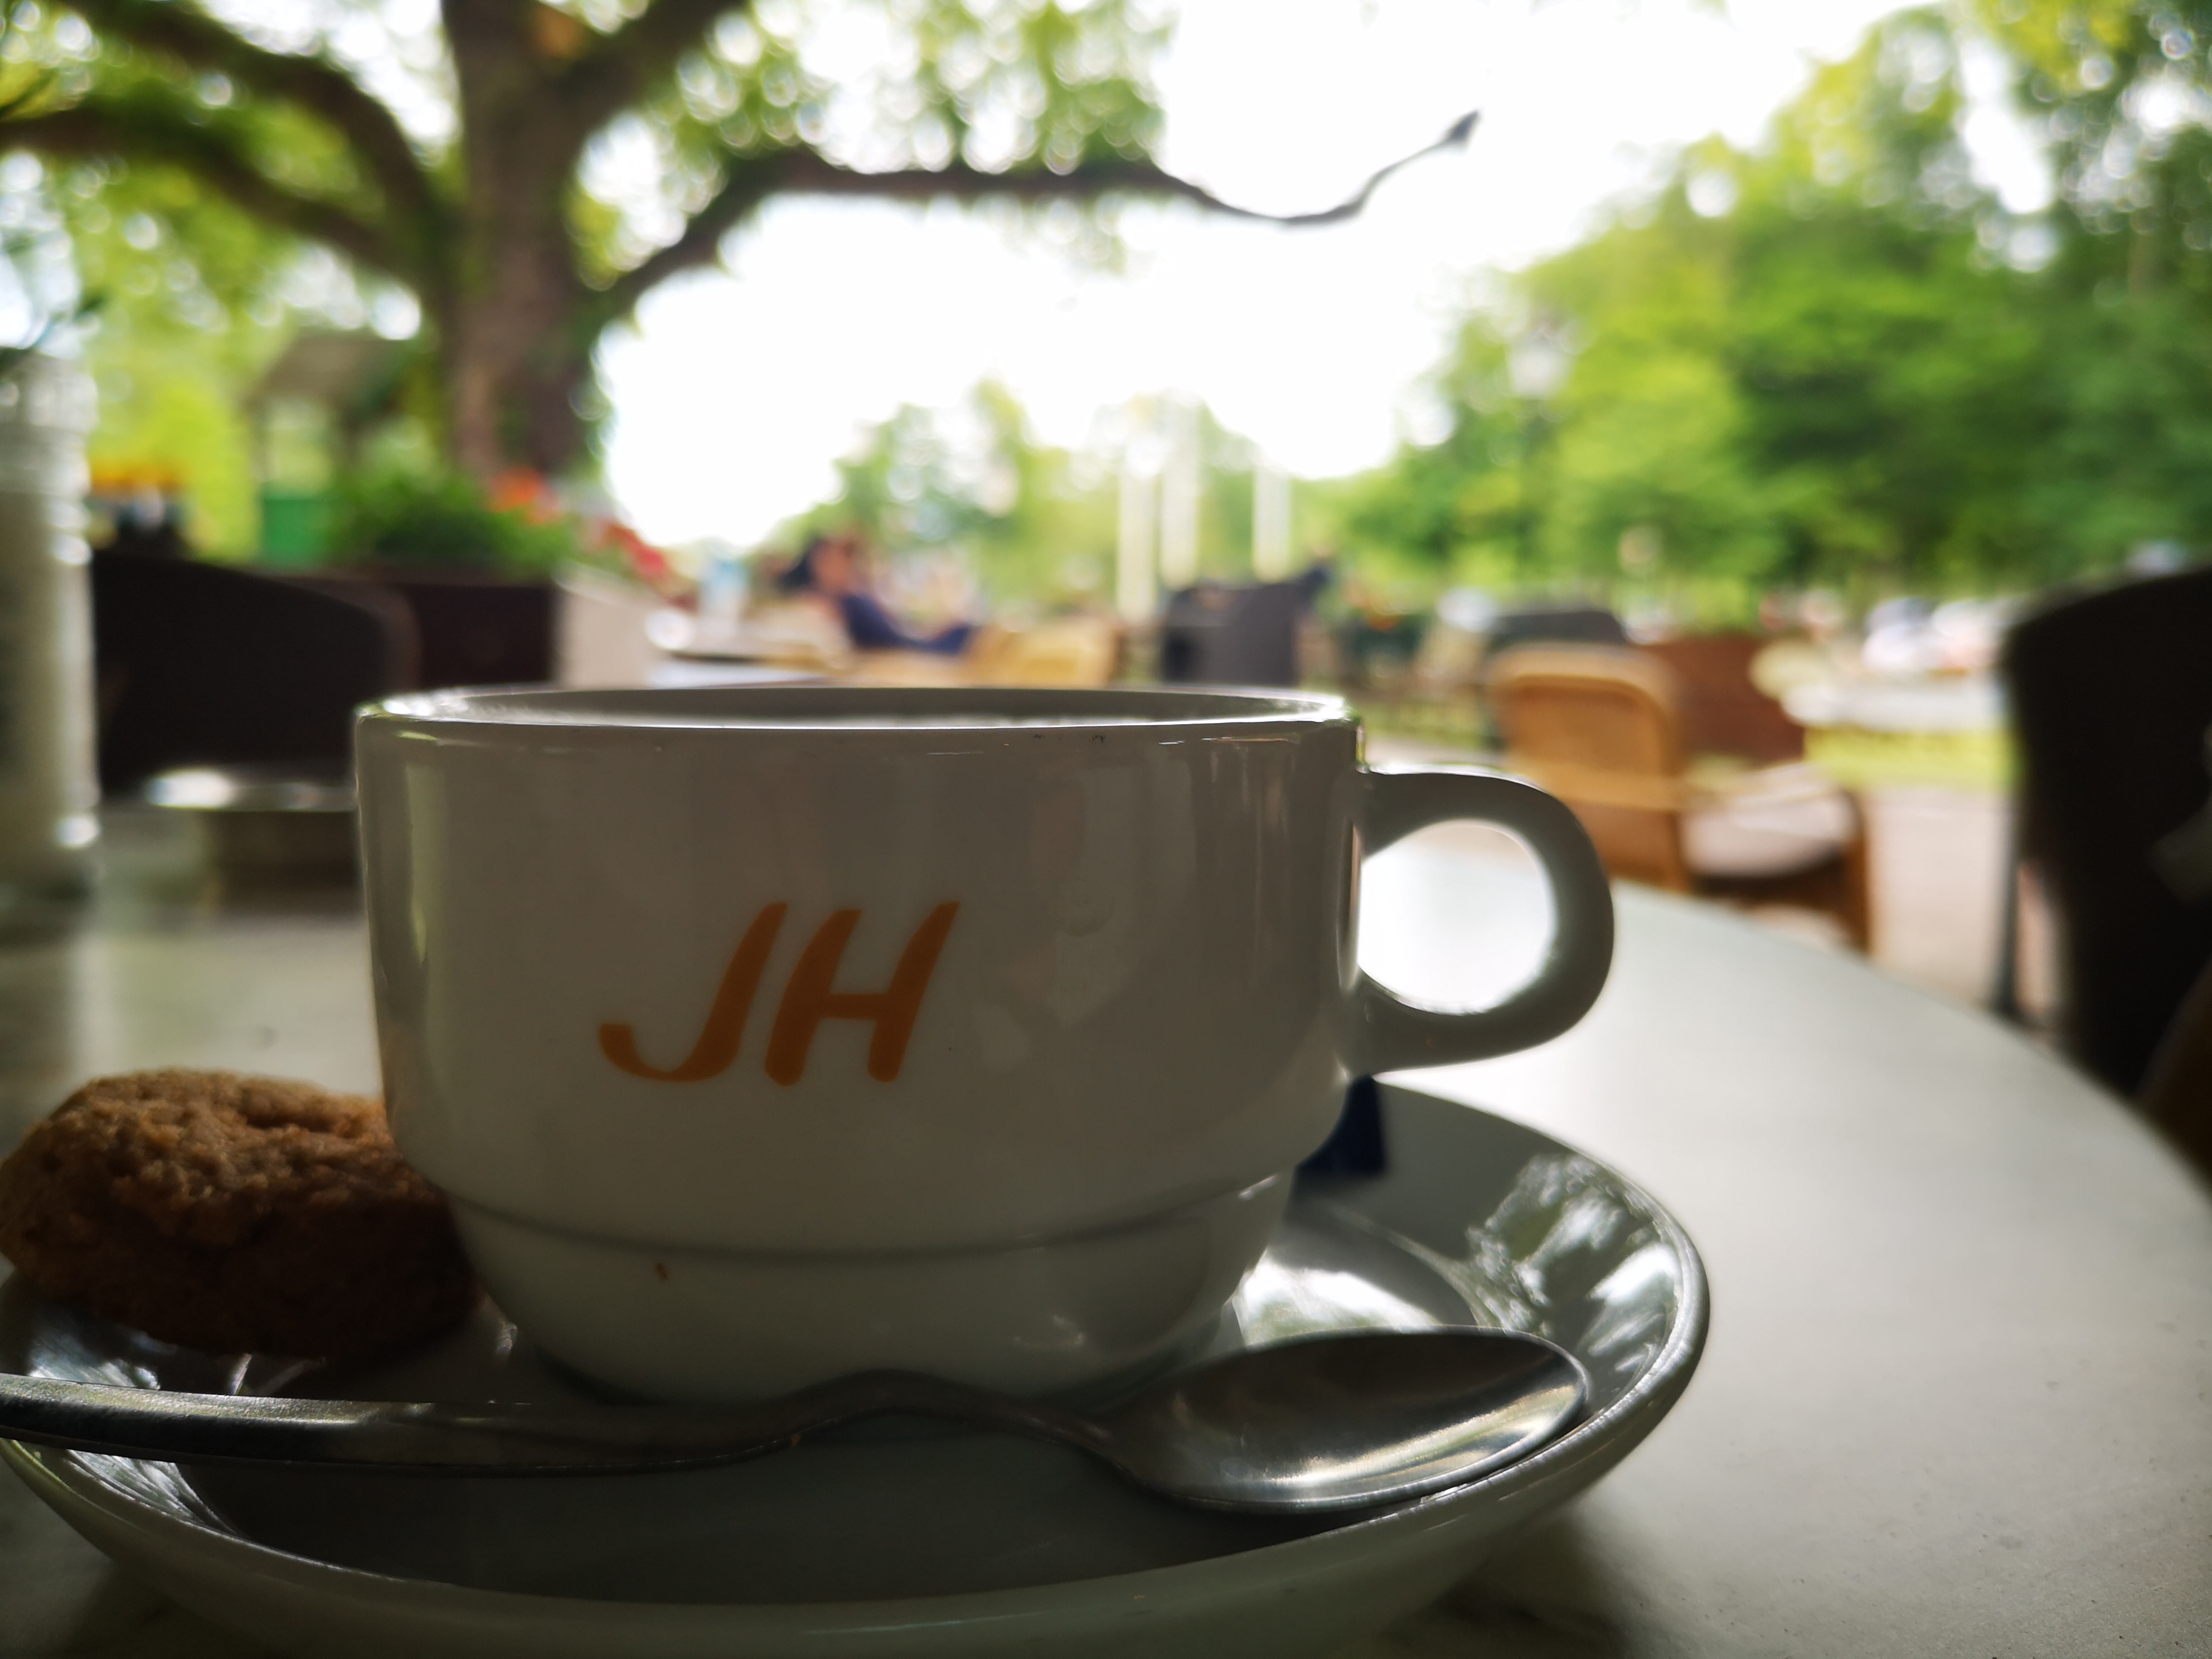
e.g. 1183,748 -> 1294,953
764,903 -> 960,1084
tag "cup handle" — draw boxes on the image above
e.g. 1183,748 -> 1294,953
1347,766 -> 1615,1073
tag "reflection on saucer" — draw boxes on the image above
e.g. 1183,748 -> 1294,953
1,1087 -> 1705,1659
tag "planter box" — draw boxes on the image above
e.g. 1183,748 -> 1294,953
285,569 -> 555,691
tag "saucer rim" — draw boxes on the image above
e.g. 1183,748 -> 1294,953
2,1086 -> 1709,1623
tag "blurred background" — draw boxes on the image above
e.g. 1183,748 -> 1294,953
7,0 -> 2212,1113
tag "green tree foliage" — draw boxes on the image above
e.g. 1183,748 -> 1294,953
0,0 -> 1461,485
54,157 -> 411,555
785,380 -> 1118,606
1328,3 -> 2212,613
0,0 -> 1176,478
783,382 -> 1280,607
0,13 -> 263,551
1974,0 -> 2212,268
0,1 -> 437,555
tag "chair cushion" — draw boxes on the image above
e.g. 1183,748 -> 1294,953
1684,775 -> 1857,879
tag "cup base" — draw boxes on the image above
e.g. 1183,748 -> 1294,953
449,1176 -> 1292,1403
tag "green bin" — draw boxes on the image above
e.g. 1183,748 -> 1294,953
259,489 -> 331,566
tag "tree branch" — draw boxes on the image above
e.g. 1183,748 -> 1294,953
65,0 -> 439,229
775,115 -> 1479,224
562,0 -> 748,146
3,99 -> 404,279
600,111 -> 1479,316
599,151 -> 778,315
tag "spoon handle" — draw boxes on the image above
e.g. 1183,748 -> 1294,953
0,1369 -> 1102,1474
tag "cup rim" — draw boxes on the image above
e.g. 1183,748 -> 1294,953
360,683 -> 1356,735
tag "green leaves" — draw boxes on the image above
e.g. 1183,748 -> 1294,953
327,468 -> 583,576
1332,3 -> 2212,610
10,0 -> 1187,478
591,0 -> 1168,290
793,378 -> 1118,605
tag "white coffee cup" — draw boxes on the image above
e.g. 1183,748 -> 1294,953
357,686 -> 1611,1402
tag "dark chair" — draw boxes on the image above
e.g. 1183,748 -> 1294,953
288,571 -> 555,690
1998,566 -> 2212,1096
91,552 -> 415,792
370,573 -> 555,690
1160,581 -> 1307,687
2141,955 -> 2212,1178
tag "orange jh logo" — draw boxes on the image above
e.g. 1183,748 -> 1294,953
599,903 -> 959,1086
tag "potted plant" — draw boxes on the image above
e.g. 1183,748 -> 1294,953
300,467 -> 672,690
309,468 -> 578,688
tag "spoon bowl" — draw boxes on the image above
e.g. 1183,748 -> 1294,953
1092,1330 -> 1588,1510
0,1328 -> 1585,1514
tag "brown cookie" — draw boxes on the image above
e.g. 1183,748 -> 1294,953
0,1069 -> 477,1359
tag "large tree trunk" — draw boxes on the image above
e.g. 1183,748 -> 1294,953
442,0 -> 601,478
440,261 -> 598,478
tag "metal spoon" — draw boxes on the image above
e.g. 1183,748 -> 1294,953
0,1328 -> 1585,1513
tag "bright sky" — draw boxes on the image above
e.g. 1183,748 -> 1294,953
599,0 -> 1942,549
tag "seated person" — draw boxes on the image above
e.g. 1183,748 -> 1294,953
778,533 -> 974,656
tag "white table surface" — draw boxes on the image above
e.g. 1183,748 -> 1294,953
4,813 -> 2209,1656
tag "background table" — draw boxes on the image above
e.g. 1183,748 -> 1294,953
4,811 -> 2210,1656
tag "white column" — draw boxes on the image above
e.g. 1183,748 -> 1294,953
1157,396 -> 1200,591
1252,458 -> 1291,580
1116,455 -> 1157,624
